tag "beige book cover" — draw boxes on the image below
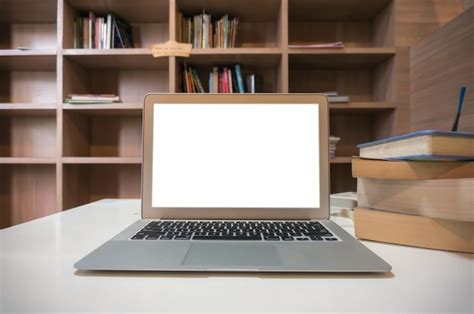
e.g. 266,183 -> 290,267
355,207 -> 474,253
352,157 -> 474,180
357,178 -> 474,221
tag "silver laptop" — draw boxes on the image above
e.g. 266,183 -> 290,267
75,94 -> 391,272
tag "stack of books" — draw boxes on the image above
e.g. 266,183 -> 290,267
65,94 -> 120,104
182,64 -> 256,93
322,92 -> 349,103
74,12 -> 133,49
352,130 -> 474,253
329,136 -> 340,158
178,12 -> 239,48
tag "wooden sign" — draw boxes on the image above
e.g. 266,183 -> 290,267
151,40 -> 192,57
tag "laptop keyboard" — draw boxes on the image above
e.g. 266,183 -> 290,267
130,220 -> 338,241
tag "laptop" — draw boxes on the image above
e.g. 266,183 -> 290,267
74,94 -> 391,272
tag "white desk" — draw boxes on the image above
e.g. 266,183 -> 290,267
1,199 -> 472,313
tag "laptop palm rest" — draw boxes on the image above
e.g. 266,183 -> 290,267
182,243 -> 283,267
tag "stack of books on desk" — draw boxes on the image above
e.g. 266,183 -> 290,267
352,130 -> 474,253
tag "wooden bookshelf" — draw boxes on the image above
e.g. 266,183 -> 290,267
0,0 -> 465,228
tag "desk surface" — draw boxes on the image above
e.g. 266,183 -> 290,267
1,199 -> 472,313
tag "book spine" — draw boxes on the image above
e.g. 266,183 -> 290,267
213,67 -> 218,93
228,68 -> 233,93
209,72 -> 213,93
222,67 -> 229,93
235,65 -> 244,93
106,14 -> 112,49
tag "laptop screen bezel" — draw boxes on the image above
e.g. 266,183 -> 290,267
141,94 -> 330,220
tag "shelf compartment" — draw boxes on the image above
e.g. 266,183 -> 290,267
288,49 -> 394,69
176,0 -> 282,48
63,110 -> 142,158
63,163 -> 141,210
0,164 -> 57,229
63,0 -> 169,49
176,53 -> 282,93
0,0 -> 57,49
289,55 -> 395,102
330,163 -> 355,194
0,113 -> 57,158
330,111 -> 393,158
62,55 -> 169,103
0,70 -> 57,104
289,0 -> 393,48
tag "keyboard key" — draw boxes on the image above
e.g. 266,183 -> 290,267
192,235 -> 261,241
325,238 -> 338,241
145,236 -> 158,240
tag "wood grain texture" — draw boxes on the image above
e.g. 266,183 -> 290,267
410,8 -> 474,132
0,164 -> 57,229
394,0 -> 464,46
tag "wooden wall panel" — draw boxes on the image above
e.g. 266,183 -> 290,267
410,8 -> 474,132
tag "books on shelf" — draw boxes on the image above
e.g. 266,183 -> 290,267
322,91 -> 349,103
329,135 -> 340,159
74,12 -> 133,49
65,94 -> 121,104
353,132 -> 474,252
183,64 -> 255,93
357,130 -> 474,160
289,42 -> 344,49
178,12 -> 239,48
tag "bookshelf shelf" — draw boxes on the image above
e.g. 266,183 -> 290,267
63,51 -> 168,70
329,102 -> 397,112
329,157 -> 353,164
0,157 -> 57,164
62,102 -> 142,114
190,48 -> 283,55
62,157 -> 142,164
0,54 -> 56,71
0,103 -> 57,112
0,0 -> 463,227
289,52 -> 394,68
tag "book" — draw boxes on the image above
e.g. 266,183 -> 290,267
246,74 -> 255,93
65,94 -> 120,104
354,207 -> 474,253
288,42 -> 344,49
352,157 -> 474,180
328,96 -> 349,103
357,130 -> 474,160
74,12 -> 133,49
180,12 -> 238,48
234,64 -> 244,93
357,177 -> 474,221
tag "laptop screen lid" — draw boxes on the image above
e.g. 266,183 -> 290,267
142,94 -> 329,220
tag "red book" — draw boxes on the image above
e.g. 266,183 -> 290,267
222,67 -> 228,93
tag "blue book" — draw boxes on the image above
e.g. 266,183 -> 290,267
357,130 -> 474,161
234,64 -> 244,93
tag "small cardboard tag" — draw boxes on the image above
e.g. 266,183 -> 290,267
151,40 -> 192,57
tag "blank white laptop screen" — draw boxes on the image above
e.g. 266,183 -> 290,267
152,104 -> 320,208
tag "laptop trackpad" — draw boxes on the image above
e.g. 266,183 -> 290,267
182,243 -> 282,267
